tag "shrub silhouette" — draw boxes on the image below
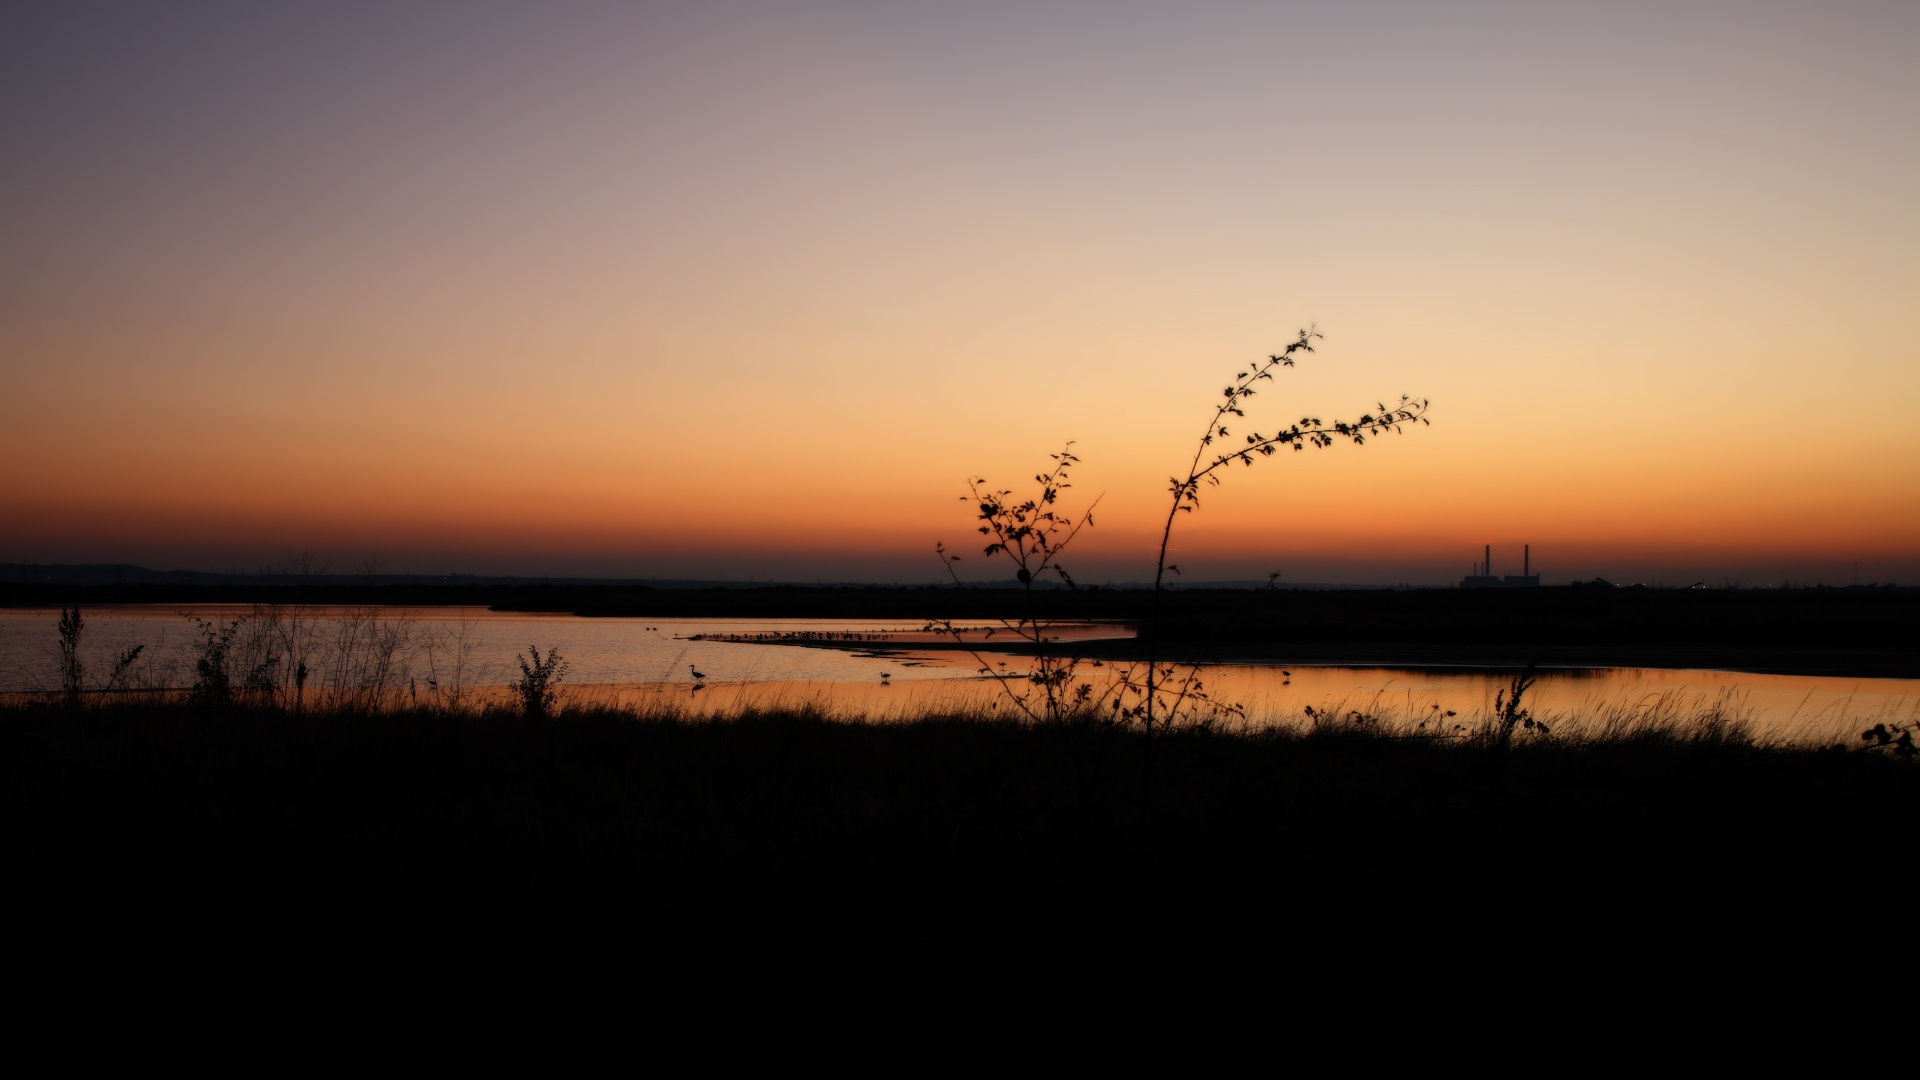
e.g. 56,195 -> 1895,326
513,645 -> 568,718
57,607 -> 84,708
187,616 -> 242,706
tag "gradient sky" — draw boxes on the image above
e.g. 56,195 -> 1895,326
3,1 -> 1915,584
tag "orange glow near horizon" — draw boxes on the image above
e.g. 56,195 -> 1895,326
3,5 -> 1916,584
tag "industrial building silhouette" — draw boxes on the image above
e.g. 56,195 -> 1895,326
1462,544 -> 1540,588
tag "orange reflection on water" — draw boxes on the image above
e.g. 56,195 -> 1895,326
558,662 -> 1918,747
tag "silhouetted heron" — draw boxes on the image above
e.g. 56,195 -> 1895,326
690,665 -> 706,680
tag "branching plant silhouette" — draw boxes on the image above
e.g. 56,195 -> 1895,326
932,444 -> 1107,724
31,607 -> 153,707
1493,662 -> 1548,750
932,449 -> 1245,730
934,329 -> 1430,746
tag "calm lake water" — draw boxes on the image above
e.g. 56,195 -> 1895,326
3,605 -> 1913,745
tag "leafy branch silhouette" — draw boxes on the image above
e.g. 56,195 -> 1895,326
1130,327 -> 1429,822
1860,721 -> 1916,758
946,442 -> 1097,591
1142,327 -> 1430,732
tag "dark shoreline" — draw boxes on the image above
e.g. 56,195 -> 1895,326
703,635 -> 1920,679
8,582 -> 1916,679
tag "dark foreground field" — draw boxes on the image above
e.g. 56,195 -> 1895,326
6,700 -> 1913,984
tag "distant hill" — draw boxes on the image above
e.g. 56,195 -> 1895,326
0,563 -> 756,589
0,563 -> 1390,590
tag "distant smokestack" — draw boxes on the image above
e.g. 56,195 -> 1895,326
1485,544 -> 1491,578
1525,545 -> 1530,577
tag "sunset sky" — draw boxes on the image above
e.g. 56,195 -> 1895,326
3,2 -> 1915,585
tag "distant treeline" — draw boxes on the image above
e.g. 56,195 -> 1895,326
1092,585 -> 1920,678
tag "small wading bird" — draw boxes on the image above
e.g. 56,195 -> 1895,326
880,672 -> 891,683
690,664 -> 706,681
